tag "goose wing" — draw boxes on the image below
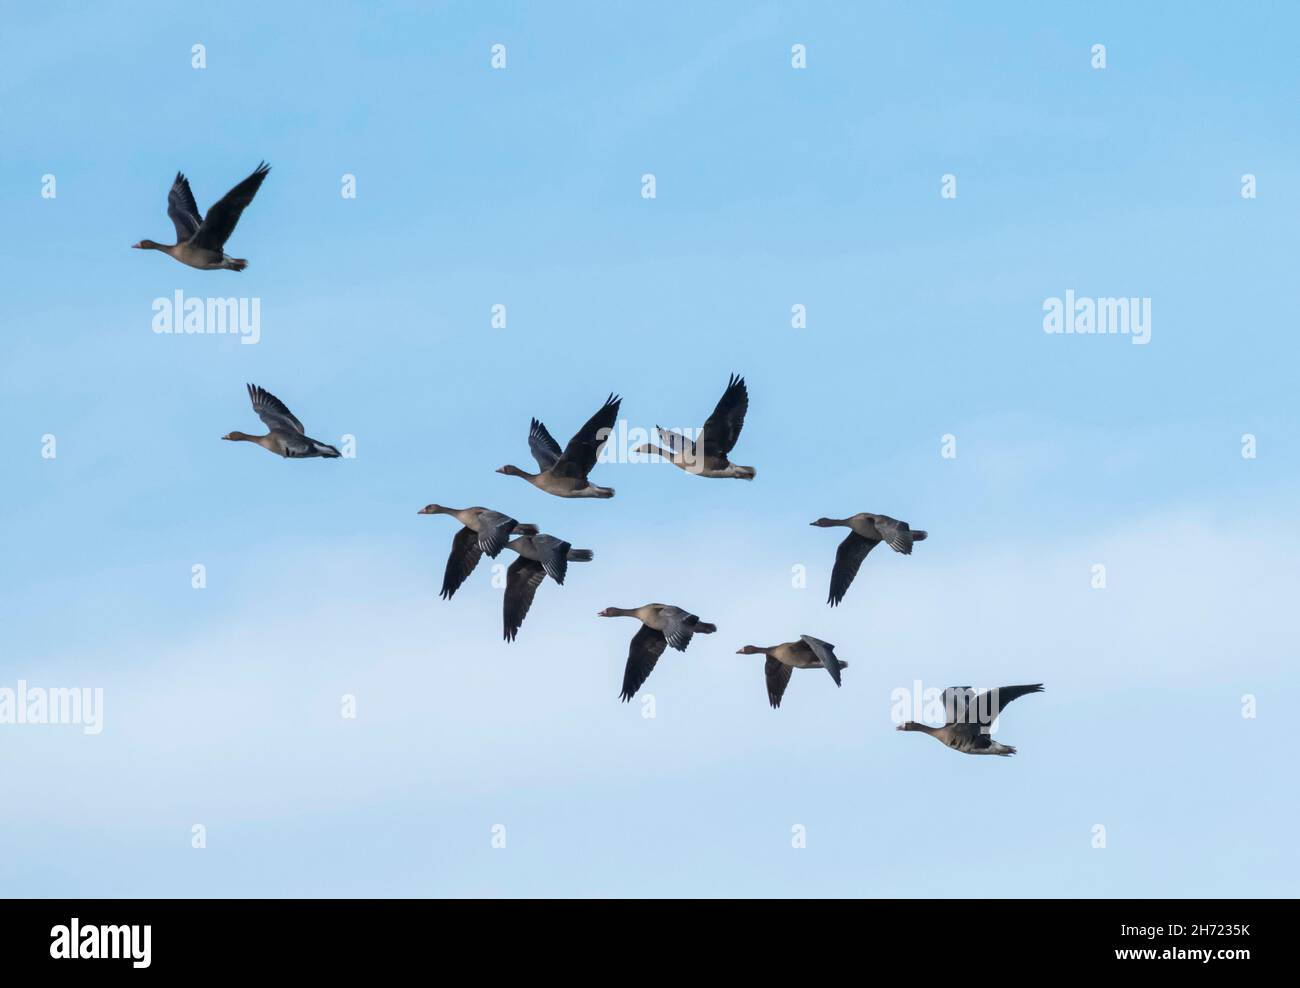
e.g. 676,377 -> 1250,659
980,684 -> 1045,725
660,606 -> 712,651
828,531 -> 878,606
440,527 -> 483,600
246,383 -> 305,434
475,510 -> 519,558
699,373 -> 748,457
798,635 -> 843,687
944,684 -> 1044,728
190,161 -> 270,251
530,534 -> 572,585
765,657 -> 793,709
552,394 -> 620,480
279,433 -> 328,458
619,624 -> 667,702
167,172 -> 202,242
874,515 -> 920,555
503,557 -> 546,642
655,426 -> 696,456
941,687 -> 976,726
528,419 -> 562,471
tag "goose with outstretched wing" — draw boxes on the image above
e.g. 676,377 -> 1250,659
638,374 -> 755,479
897,684 -> 1044,756
133,163 -> 270,271
501,534 -> 594,641
598,604 -> 718,702
497,394 -> 621,498
811,512 -> 928,606
223,384 -> 340,459
736,635 -> 847,709
417,505 -> 540,600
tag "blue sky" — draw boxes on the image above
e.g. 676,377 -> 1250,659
1,2 -> 1297,897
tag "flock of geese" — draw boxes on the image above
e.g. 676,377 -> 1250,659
139,163 -> 1045,756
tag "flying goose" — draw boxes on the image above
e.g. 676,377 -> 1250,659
636,374 -> 755,479
811,513 -> 928,606
897,684 -> 1044,756
502,534 -> 594,642
417,505 -> 540,600
736,636 -> 847,709
223,384 -> 340,458
133,163 -> 270,271
598,604 -> 718,702
497,394 -> 621,498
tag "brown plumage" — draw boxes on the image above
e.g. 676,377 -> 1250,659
417,505 -> 539,600
598,604 -> 717,701
810,512 -> 928,606
897,684 -> 1044,756
637,374 -> 756,479
222,384 -> 340,459
498,394 -> 621,498
736,636 -> 847,708
133,163 -> 270,270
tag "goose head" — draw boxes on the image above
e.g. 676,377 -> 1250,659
496,464 -> 530,478
810,517 -> 836,527
417,504 -> 444,515
132,239 -> 166,251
